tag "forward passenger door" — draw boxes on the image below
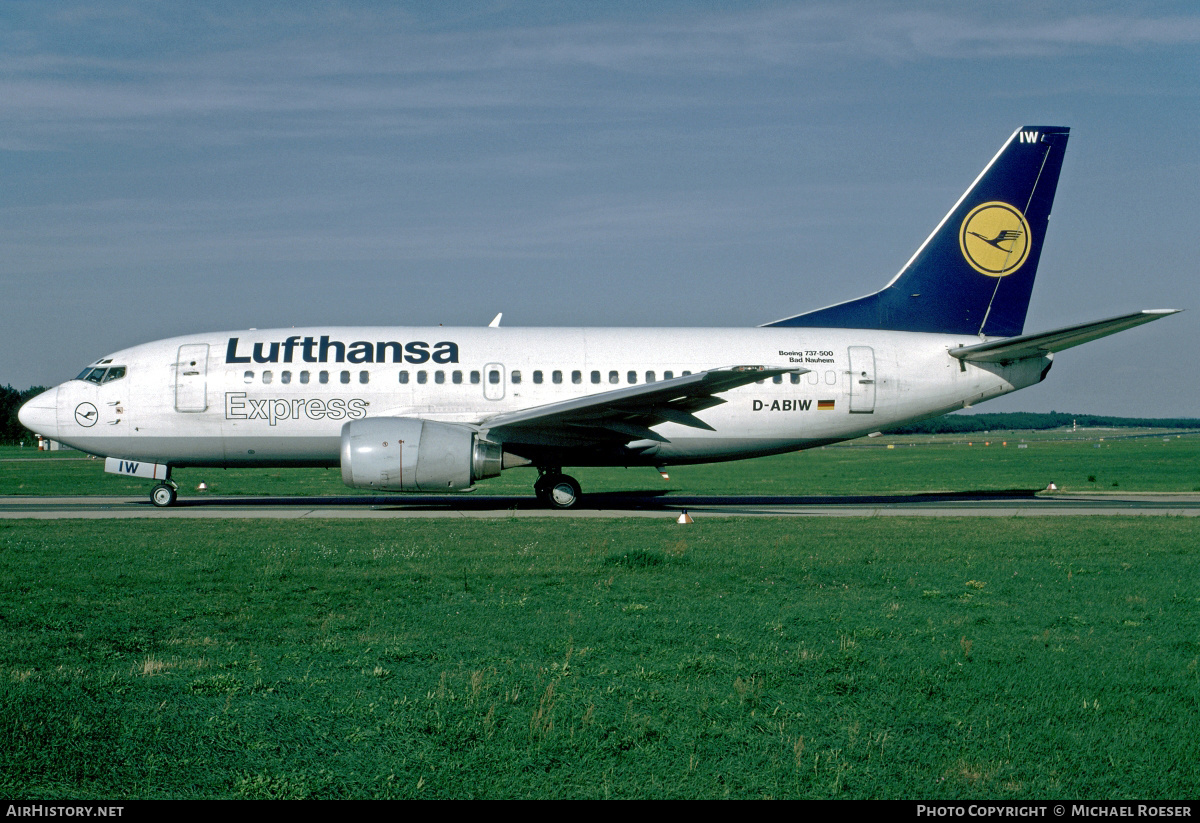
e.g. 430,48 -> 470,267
175,344 -> 209,412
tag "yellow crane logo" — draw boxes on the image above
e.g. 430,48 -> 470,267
959,201 -> 1031,277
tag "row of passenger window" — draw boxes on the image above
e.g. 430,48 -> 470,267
241,369 -> 836,387
509,370 -> 692,385
494,370 -> 826,386
242,369 -> 497,386
246,370 -> 368,385
399,369 -> 700,386
240,368 -> 702,387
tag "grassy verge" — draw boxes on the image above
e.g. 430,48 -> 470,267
3,432 -> 1200,498
2,517 -> 1197,798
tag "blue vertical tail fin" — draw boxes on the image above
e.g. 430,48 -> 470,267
765,126 -> 1070,337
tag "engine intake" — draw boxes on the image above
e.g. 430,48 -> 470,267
340,418 -> 502,492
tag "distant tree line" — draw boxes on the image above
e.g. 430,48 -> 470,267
886,411 -> 1200,435
1,385 -> 48,445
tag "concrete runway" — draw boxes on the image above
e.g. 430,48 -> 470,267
4,491 -> 1200,519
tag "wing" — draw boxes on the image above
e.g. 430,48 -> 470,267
482,365 -> 805,447
949,309 -> 1180,364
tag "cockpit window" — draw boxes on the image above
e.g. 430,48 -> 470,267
75,366 -> 127,385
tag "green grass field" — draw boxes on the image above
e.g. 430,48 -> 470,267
2,517 -> 1198,799
2,433 -> 1198,798
3,429 -> 1200,499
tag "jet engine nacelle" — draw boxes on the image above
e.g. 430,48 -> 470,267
340,417 -> 502,492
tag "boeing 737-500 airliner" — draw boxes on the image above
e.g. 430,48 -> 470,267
18,126 -> 1178,508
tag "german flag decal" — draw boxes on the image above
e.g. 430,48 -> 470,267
818,399 -> 835,411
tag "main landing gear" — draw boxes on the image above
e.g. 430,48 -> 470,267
150,481 -> 178,508
533,469 -> 582,509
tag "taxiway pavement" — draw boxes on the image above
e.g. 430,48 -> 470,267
3,491 -> 1200,519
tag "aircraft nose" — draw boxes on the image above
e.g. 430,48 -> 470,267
17,386 -> 60,439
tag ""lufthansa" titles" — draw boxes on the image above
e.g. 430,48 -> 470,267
226,336 -> 459,365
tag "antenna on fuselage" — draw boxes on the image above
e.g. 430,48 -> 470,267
488,313 -> 503,328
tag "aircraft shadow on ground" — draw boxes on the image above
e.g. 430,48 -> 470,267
160,488 -> 1046,512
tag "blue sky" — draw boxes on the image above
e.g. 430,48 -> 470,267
3,1 -> 1197,416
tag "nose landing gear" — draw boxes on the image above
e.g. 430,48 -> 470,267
533,470 -> 581,509
150,481 -> 178,508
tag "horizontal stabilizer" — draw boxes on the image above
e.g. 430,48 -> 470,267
949,310 -> 1180,363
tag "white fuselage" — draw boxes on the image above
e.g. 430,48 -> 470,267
24,325 -> 1049,470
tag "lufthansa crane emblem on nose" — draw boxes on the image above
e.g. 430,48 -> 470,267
959,201 -> 1032,277
74,402 -> 98,428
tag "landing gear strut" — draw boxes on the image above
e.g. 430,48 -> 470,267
150,481 -> 178,508
533,469 -> 582,509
